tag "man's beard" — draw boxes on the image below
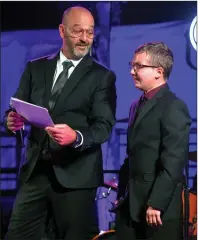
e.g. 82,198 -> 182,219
73,45 -> 91,59
65,35 -> 92,60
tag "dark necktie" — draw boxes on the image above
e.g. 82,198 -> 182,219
133,95 -> 148,124
49,61 -> 73,111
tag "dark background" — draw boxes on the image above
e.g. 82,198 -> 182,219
1,1 -> 197,31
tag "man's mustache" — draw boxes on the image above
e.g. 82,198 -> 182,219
76,43 -> 89,47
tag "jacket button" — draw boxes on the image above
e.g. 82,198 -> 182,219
42,149 -> 48,155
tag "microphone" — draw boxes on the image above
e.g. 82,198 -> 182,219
15,124 -> 24,148
9,101 -> 24,148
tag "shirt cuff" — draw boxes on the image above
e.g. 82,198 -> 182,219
72,130 -> 83,148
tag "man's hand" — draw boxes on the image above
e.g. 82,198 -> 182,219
45,124 -> 77,146
146,206 -> 162,226
7,111 -> 25,131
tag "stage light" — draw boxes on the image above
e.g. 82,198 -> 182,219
189,16 -> 197,51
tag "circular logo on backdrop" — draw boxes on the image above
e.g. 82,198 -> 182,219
189,16 -> 197,51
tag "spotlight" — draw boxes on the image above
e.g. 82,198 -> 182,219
189,16 -> 197,51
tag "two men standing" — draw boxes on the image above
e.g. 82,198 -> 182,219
4,5 -> 191,240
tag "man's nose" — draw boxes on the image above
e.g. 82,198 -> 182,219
130,68 -> 135,75
79,31 -> 88,42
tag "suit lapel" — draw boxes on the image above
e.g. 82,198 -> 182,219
128,99 -> 140,128
43,51 -> 59,110
132,85 -> 169,130
127,101 -> 138,149
132,98 -> 156,130
51,54 -> 93,116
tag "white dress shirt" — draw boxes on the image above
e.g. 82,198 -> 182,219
52,50 -> 83,90
51,50 -> 84,147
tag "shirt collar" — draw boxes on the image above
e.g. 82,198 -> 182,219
59,50 -> 83,67
144,83 -> 167,100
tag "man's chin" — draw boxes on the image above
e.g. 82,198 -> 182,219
73,48 -> 89,59
134,82 -> 143,90
134,81 -> 140,86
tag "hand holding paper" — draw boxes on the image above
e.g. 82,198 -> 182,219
7,111 -> 26,131
10,97 -> 54,128
45,124 -> 77,146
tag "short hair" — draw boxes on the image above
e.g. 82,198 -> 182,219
135,42 -> 174,80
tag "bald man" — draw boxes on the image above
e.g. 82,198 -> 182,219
5,6 -> 117,240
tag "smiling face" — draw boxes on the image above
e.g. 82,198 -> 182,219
130,52 -> 164,92
59,7 -> 95,60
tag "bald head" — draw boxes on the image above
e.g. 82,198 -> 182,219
59,6 -> 94,60
62,6 -> 94,27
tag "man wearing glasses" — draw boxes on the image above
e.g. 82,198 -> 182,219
115,42 -> 191,240
5,6 -> 116,240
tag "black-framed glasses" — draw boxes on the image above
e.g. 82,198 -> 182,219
63,25 -> 95,39
129,62 -> 159,71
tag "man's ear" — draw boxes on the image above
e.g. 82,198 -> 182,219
59,24 -> 65,39
155,67 -> 164,79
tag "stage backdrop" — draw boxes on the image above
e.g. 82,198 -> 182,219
0,20 -> 196,231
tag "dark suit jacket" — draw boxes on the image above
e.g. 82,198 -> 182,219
7,52 -> 117,188
126,85 -> 191,222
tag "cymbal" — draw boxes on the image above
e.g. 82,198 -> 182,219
188,151 -> 197,162
104,180 -> 118,191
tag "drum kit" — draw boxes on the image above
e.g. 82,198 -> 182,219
93,179 -> 118,239
92,230 -> 115,240
182,190 -> 197,239
185,150 -> 197,240
92,150 -> 197,240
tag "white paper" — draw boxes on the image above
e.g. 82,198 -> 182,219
10,97 -> 54,128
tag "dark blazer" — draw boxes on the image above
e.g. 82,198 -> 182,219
7,52 -> 117,188
126,85 -> 191,222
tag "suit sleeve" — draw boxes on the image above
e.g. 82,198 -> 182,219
13,61 -> 32,101
117,157 -> 129,200
147,99 -> 191,212
77,71 -> 117,151
3,62 -> 32,131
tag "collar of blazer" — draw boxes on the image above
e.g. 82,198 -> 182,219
43,51 -> 93,115
131,84 -> 170,130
